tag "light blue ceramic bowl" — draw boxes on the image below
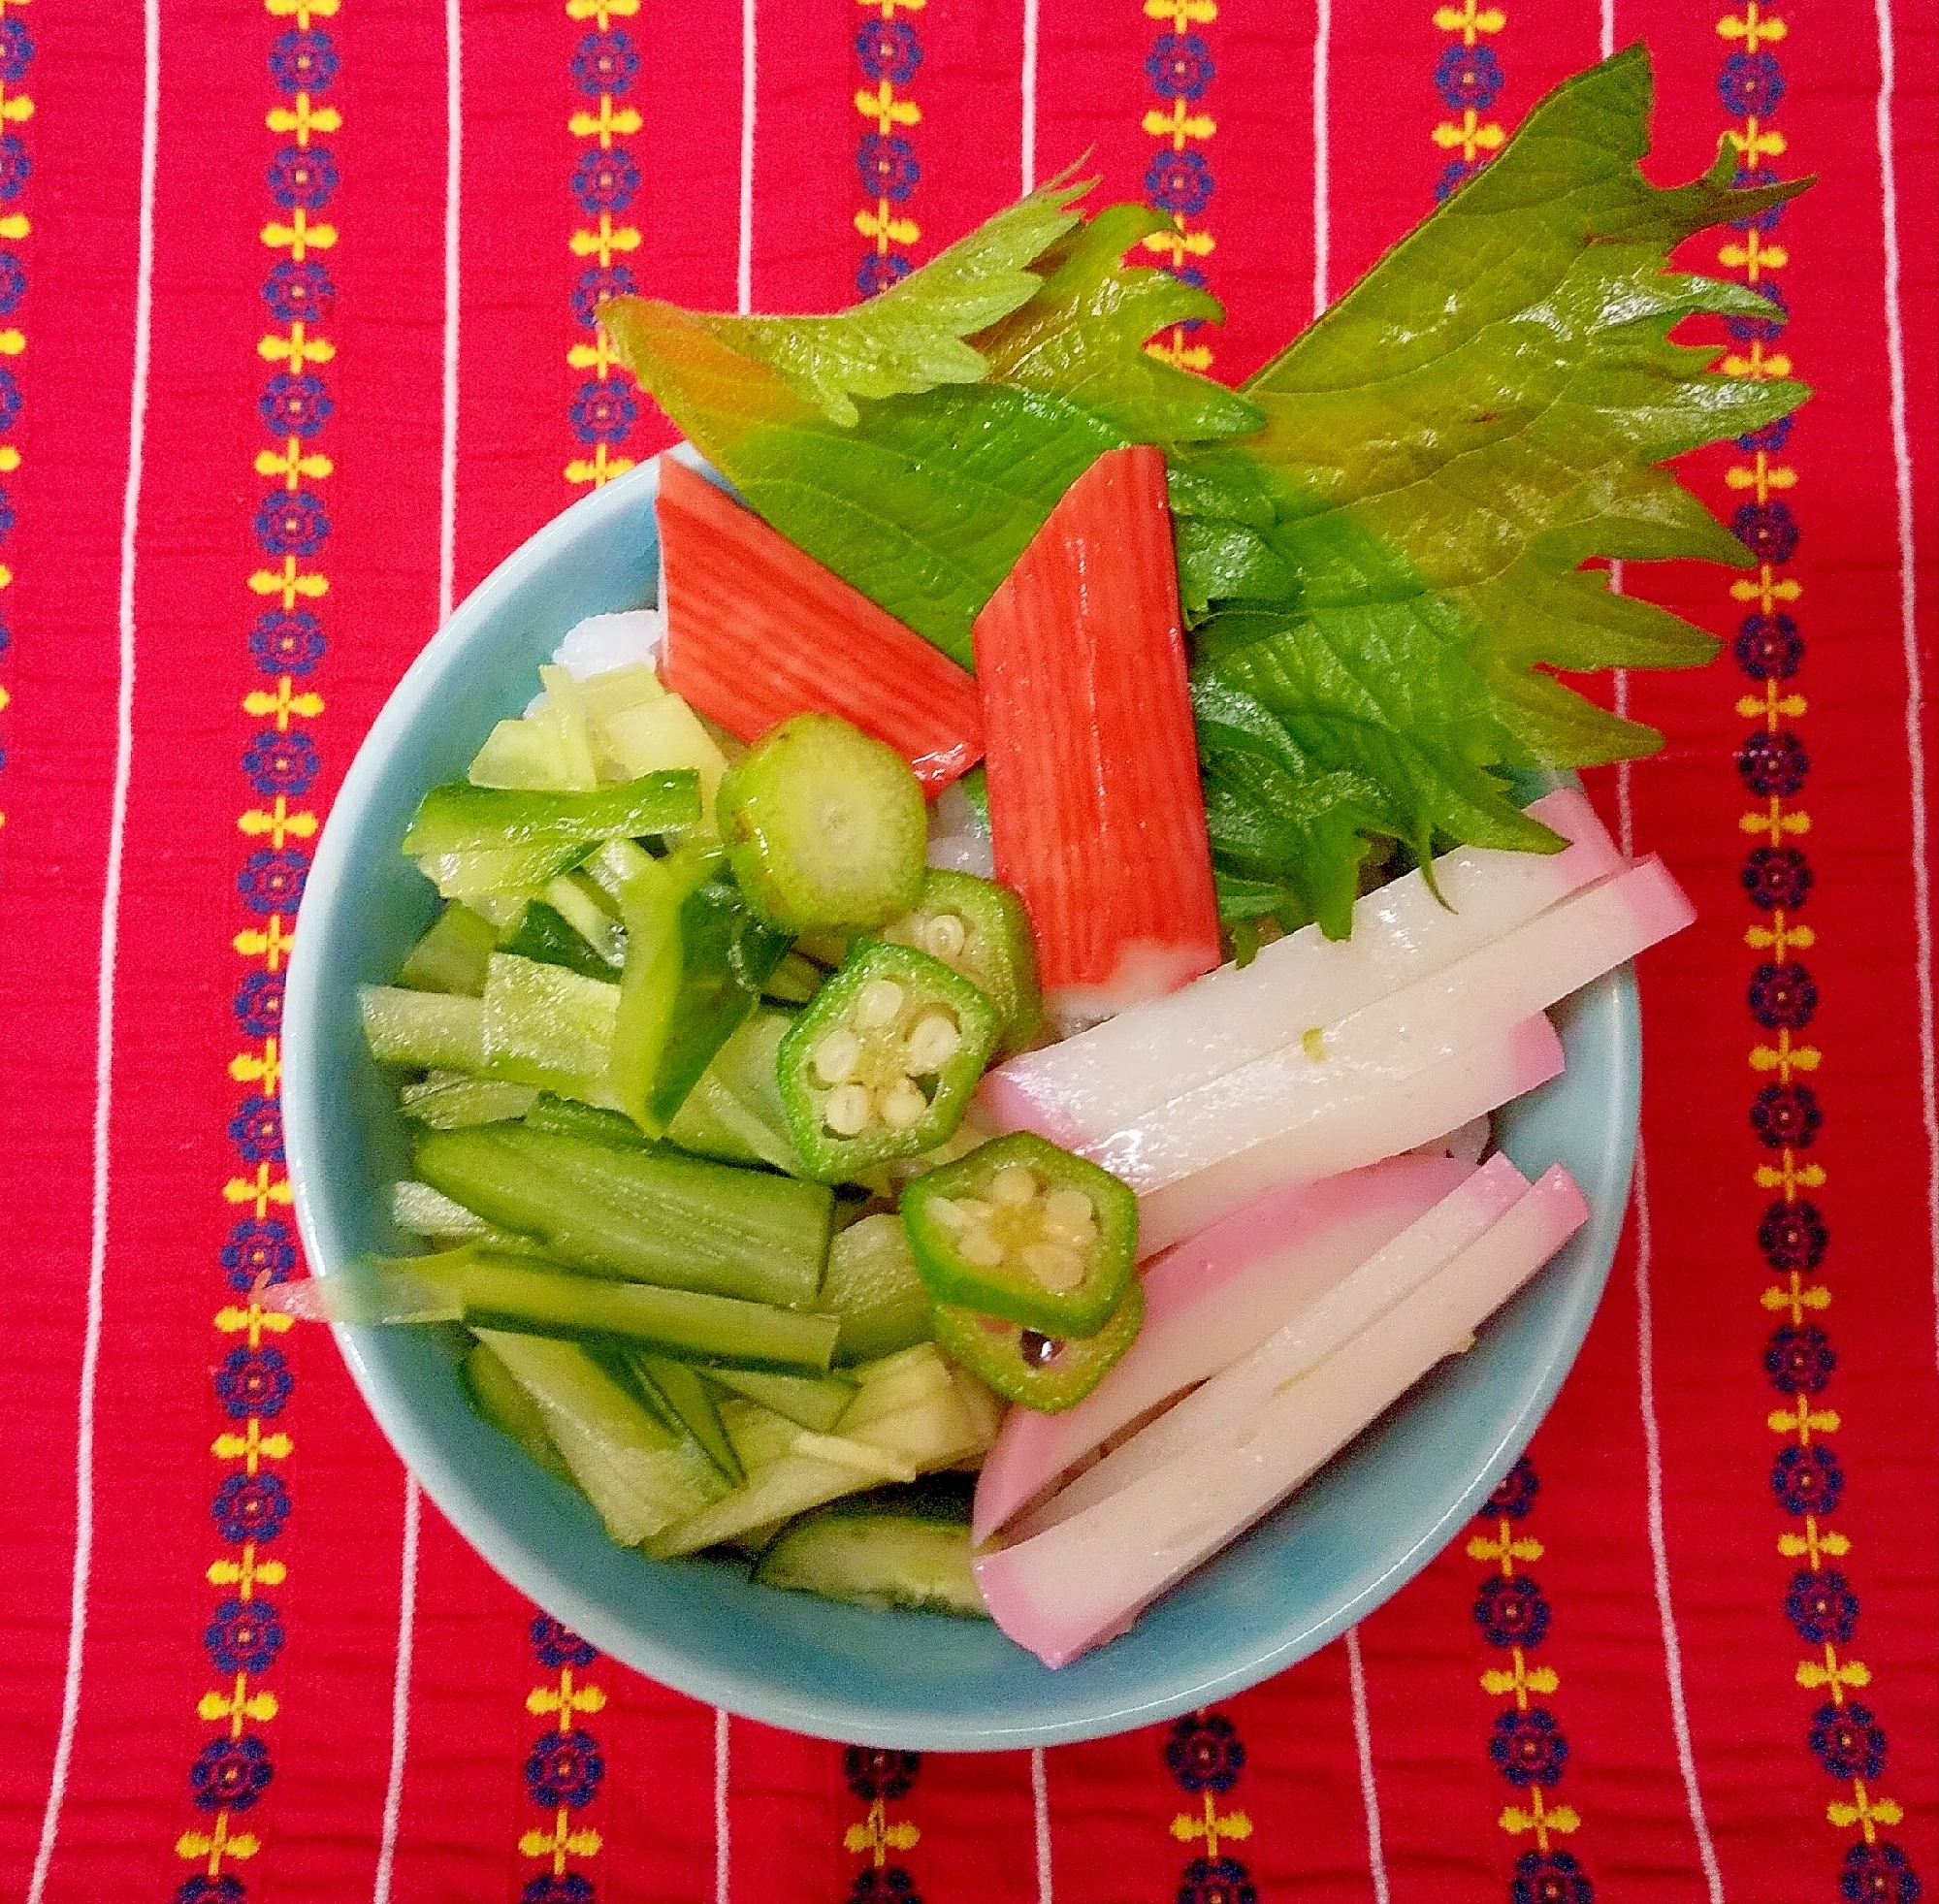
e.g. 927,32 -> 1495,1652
283,456 -> 1638,1751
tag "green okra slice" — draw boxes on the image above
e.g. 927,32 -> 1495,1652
875,869 -> 1043,1053
930,1276 -> 1145,1414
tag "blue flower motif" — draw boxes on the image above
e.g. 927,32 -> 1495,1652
1511,1849 -> 1594,1904
1765,1324 -> 1834,1394
1730,164 -> 1788,234
1786,1565 -> 1858,1645
0,250 -> 23,317
1810,1701 -> 1887,1781
572,145 -> 640,213
242,727 -> 319,796
1177,1856 -> 1255,1904
1735,610 -> 1801,680
1772,1443 -> 1843,1517
261,371 -> 333,437
1486,1456 -> 1539,1519
1435,44 -> 1503,111
215,1344 -> 295,1420
0,134 -> 28,202
857,253 -> 911,298
1489,1708 -> 1567,1787
0,368 -> 21,432
0,485 -> 15,536
856,18 -> 921,84
522,1878 -> 597,1904
1726,281 -> 1788,344
221,1218 -> 297,1290
1741,845 -> 1811,912
1751,1082 -> 1821,1151
205,1595 -> 286,1674
229,1094 -> 284,1165
1747,960 -> 1817,1031
1737,728 -> 1807,797
1147,34 -> 1214,100
264,259 -> 335,323
238,847 -> 309,914
849,1874 -> 921,1904
573,263 -> 636,328
845,1745 -> 920,1801
251,608 -> 327,676
857,134 -> 919,203
190,1734 -> 274,1812
572,29 -> 637,96
1436,159 -> 1476,202
1739,412 -> 1794,453
0,614 -> 9,654
1720,51 -> 1785,117
567,378 -> 636,444
213,1471 -> 292,1544
0,19 -> 33,80
1843,1842 -> 1923,1904
531,1615 -> 598,1668
1146,149 -> 1213,215
267,144 -> 339,210
1474,1575 -> 1551,1650
1166,1712 -> 1244,1791
526,1727 -> 605,1809
256,489 -> 331,557
1759,1199 -> 1828,1273
1733,500 -> 1798,565
178,1879 -> 247,1904
270,28 -> 337,94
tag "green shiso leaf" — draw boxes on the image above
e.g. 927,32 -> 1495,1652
1179,45 -> 1808,927
605,47 -> 1808,937
600,186 -> 1262,666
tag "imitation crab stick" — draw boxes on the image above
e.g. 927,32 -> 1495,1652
974,1164 -> 1591,1667
1083,855 -> 1692,1227
978,785 -> 1622,1146
971,1151 -> 1486,1542
972,445 -> 1220,1025
655,457 -> 984,796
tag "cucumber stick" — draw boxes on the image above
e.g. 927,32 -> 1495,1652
414,1125 -> 831,1309
753,1481 -> 986,1618
705,1366 -> 856,1434
401,1073 -> 538,1130
461,1340 -> 571,1480
478,1330 -> 728,1544
360,987 -> 486,1072
404,770 -> 700,859
398,902 -> 499,996
409,1249 -> 840,1371
821,1214 -> 933,1364
630,1351 -> 742,1482
480,952 -> 620,1102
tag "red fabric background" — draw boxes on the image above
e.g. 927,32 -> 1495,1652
0,1 -> 1933,1900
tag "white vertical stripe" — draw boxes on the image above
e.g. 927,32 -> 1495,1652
1030,1747 -> 1054,1904
1310,0 -> 1330,320
714,1707 -> 732,1904
1019,0 -> 1039,195
737,0 -> 756,314
372,1479 -> 421,1904
1871,0 -> 1939,1369
1343,1629 -> 1391,1904
26,3 -> 158,1898
1629,1141 -> 1726,1899
1600,0 -> 1615,60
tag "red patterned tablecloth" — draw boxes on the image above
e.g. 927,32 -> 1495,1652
2,2 -> 1935,1900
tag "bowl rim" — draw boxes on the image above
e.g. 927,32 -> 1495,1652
284,454 -> 1639,1750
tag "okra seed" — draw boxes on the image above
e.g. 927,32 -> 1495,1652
953,1197 -> 995,1226
811,1027 -> 862,1085
958,1226 -> 1005,1268
879,1078 -> 928,1131
823,1083 -> 873,1136
923,913 -> 968,959
988,1165 -> 1039,1208
856,978 -> 907,1029
903,1010 -> 962,1074
1020,1241 -> 1085,1293
1043,1187 -> 1095,1229
926,1196 -> 969,1231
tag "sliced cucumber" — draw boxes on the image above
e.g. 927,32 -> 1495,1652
398,902 -> 499,996
461,1339 -> 571,1480
500,900 -> 623,982
704,1366 -> 857,1435
715,713 -> 926,932
400,1073 -> 538,1131
821,1213 -> 933,1364
630,1351 -> 742,1482
360,985 -> 486,1072
753,1480 -> 986,1618
479,952 -> 620,1102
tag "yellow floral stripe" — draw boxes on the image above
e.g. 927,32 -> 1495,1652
1140,0 -> 1215,373
0,0 -> 29,845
